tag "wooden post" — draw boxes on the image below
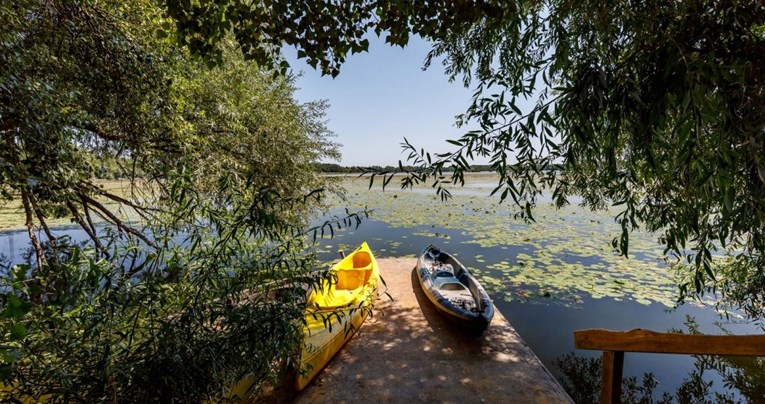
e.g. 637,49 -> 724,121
575,329 -> 765,404
600,350 -> 624,404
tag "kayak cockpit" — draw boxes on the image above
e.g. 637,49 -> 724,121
417,245 -> 495,334
310,250 -> 375,309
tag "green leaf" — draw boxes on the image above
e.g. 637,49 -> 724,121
0,365 -> 13,382
3,295 -> 31,319
10,323 -> 27,340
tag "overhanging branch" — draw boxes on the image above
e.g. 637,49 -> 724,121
66,200 -> 107,255
78,192 -> 159,249
20,189 -> 44,269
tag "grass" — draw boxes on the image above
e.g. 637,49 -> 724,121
0,180 -> 132,232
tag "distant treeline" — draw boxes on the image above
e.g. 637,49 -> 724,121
315,163 -> 496,173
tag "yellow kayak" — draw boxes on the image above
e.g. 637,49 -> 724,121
295,242 -> 380,390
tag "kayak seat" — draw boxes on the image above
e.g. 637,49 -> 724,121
333,251 -> 373,291
440,282 -> 467,291
336,269 -> 370,291
352,251 -> 372,269
336,252 -> 373,271
312,270 -> 369,308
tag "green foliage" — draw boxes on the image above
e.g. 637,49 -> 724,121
1,0 -> 175,263
1,238 -> 316,402
162,0 -> 369,77
1,0 -> 352,401
167,0 -> 765,320
160,0 -> 505,77
417,1 -> 765,320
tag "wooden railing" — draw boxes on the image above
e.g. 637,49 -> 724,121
574,329 -> 765,404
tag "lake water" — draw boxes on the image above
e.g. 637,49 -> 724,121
2,174 -> 763,401
311,175 -> 764,401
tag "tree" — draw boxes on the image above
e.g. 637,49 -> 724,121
1,0 -> 170,266
162,0 -> 765,322
1,0 -> 352,400
418,1 -> 765,322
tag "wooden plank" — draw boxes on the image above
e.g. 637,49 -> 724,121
575,329 -> 765,357
600,351 -> 623,404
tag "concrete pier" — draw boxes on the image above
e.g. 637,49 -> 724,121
295,257 -> 573,403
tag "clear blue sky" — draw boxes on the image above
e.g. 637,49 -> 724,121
285,35 -> 477,167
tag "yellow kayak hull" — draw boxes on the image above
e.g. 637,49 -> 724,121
296,242 -> 379,391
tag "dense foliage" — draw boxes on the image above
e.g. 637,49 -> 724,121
164,0 -> 765,322
1,0 -> 348,401
421,0 -> 765,321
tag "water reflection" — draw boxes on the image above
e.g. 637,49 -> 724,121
0,226 -> 91,267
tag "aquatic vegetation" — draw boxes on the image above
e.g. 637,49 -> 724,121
321,175 -> 681,308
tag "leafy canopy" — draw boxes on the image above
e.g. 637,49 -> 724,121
1,0 -> 351,400
165,0 -> 765,320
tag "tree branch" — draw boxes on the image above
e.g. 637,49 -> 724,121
27,192 -> 56,245
81,199 -> 100,244
20,189 -> 44,269
81,122 -> 124,142
66,200 -> 106,256
0,122 -> 14,133
95,187 -> 159,220
78,180 -> 159,221
78,192 -> 159,249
